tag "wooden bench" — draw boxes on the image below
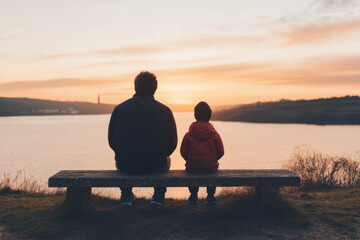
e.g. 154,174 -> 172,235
48,169 -> 300,210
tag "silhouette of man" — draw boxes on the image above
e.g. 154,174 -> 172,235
108,71 -> 177,206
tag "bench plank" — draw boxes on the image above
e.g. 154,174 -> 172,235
48,169 -> 300,188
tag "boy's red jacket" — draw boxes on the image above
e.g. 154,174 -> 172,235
180,121 -> 224,173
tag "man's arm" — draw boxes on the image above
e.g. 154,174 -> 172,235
165,108 -> 178,156
108,107 -> 118,152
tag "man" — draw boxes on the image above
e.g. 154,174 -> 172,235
108,71 -> 177,206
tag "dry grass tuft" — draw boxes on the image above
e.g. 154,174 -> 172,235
283,148 -> 360,189
0,170 -> 63,195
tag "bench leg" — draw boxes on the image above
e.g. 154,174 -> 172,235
255,186 -> 279,203
65,187 -> 92,211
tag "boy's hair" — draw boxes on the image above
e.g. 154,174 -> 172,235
194,101 -> 212,122
134,71 -> 158,96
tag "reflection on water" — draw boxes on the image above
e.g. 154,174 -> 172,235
1,113 -> 360,198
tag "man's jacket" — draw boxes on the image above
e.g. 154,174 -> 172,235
180,121 -> 224,173
108,95 -> 177,174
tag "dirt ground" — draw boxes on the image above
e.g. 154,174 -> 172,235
1,217 -> 358,240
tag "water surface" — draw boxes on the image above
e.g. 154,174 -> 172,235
1,113 -> 359,198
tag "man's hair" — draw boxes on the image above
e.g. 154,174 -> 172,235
194,101 -> 212,122
134,71 -> 157,96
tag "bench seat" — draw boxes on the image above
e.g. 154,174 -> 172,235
49,169 -> 299,187
48,169 -> 300,210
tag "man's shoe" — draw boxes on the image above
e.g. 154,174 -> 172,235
151,194 -> 165,206
188,194 -> 198,205
120,192 -> 136,206
206,195 -> 216,206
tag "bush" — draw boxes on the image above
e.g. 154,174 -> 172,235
283,148 -> 360,189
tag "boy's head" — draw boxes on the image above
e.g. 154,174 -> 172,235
134,71 -> 158,97
194,101 -> 212,122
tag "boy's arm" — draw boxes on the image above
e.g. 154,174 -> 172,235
215,133 -> 224,160
180,133 -> 189,160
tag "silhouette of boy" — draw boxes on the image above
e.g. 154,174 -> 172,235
180,101 -> 224,205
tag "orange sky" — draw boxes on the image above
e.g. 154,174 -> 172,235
1,1 -> 360,111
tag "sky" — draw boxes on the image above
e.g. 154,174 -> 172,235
1,0 -> 360,110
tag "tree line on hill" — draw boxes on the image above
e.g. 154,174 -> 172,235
212,96 -> 360,125
0,97 -> 115,116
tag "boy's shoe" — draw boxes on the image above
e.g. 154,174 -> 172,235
151,193 -> 165,206
206,195 -> 216,206
120,192 -> 136,206
188,193 -> 199,205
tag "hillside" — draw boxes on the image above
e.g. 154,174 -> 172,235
0,97 -> 116,116
212,96 -> 360,125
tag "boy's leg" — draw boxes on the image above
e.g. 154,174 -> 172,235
206,187 -> 216,206
188,186 -> 199,194
188,187 -> 199,205
207,186 -> 216,195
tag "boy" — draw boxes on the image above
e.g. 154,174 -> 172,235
180,101 -> 224,205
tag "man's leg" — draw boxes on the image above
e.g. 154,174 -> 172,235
120,187 -> 133,196
116,163 -> 136,206
151,157 -> 171,206
154,187 -> 166,195
151,187 -> 166,206
119,187 -> 136,206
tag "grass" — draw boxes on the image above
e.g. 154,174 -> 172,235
285,187 -> 360,229
1,187 -> 359,239
0,188 -> 302,239
0,171 -> 54,195
1,150 -> 360,239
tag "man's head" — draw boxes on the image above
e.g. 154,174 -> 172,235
134,71 -> 157,97
194,101 -> 212,122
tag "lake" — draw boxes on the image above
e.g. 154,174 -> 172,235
1,113 -> 359,199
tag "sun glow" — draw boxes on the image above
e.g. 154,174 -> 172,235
1,0 -> 360,108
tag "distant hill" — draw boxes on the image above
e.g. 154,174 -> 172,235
0,97 -> 116,116
212,96 -> 360,125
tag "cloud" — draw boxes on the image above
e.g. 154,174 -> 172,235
157,62 -> 269,79
0,31 -> 15,41
33,53 -> 78,61
0,77 -> 128,91
0,63 -> 269,93
72,57 -> 225,70
279,18 -> 360,45
71,60 -> 151,69
156,55 -> 360,87
101,88 -> 133,96
33,35 -> 267,61
307,0 -> 359,12
174,35 -> 266,49
4,54 -> 360,95
32,46 -> 166,61
97,46 -> 165,57
238,55 -> 360,86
